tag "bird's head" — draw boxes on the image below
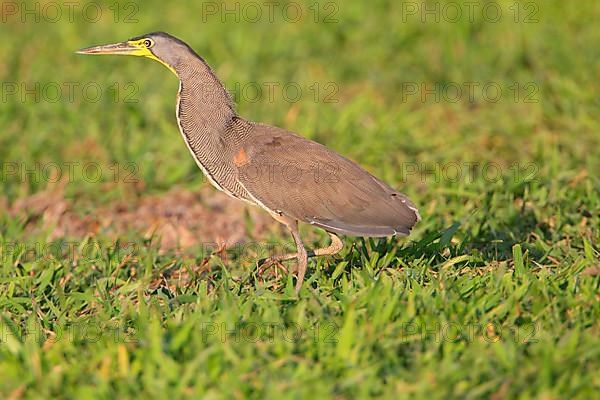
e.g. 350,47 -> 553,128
76,32 -> 192,76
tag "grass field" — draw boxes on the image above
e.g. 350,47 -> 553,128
1,0 -> 599,398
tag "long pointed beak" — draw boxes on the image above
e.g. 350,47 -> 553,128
76,41 -> 138,55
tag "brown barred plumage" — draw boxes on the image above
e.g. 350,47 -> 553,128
77,32 -> 420,293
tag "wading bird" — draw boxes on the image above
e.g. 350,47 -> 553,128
77,32 -> 420,293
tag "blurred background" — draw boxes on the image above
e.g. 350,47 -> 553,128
0,1 -> 599,397
1,0 -> 598,253
0,0 -> 597,194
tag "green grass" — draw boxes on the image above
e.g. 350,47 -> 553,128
1,0 -> 599,398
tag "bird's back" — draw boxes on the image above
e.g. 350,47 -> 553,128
168,48 -> 418,236
234,122 -> 420,237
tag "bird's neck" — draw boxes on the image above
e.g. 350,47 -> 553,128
173,54 -> 236,137
171,54 -> 252,200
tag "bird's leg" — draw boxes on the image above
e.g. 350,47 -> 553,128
257,232 -> 342,273
256,213 -> 297,276
256,215 -> 307,293
288,223 -> 308,294
308,232 -> 344,257
256,251 -> 295,276
256,229 -> 343,293
256,255 -> 290,275
257,253 -> 295,269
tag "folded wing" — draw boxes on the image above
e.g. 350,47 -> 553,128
237,124 -> 420,237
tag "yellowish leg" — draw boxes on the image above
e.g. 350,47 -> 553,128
257,230 -> 344,292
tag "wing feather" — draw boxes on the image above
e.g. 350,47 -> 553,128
238,123 -> 419,237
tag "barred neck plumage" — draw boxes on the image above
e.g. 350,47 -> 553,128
171,51 -> 253,201
172,50 -> 236,139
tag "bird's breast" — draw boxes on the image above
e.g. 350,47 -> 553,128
175,82 -> 256,205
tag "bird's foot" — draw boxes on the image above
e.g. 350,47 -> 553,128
256,257 -> 289,278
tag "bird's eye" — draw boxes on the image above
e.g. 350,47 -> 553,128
143,39 -> 152,48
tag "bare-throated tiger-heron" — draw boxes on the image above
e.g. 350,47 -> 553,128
77,32 -> 420,293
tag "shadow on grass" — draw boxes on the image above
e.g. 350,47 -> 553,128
352,206 -> 548,271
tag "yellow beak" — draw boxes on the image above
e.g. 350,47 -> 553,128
76,41 -> 143,56
76,38 -> 178,76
